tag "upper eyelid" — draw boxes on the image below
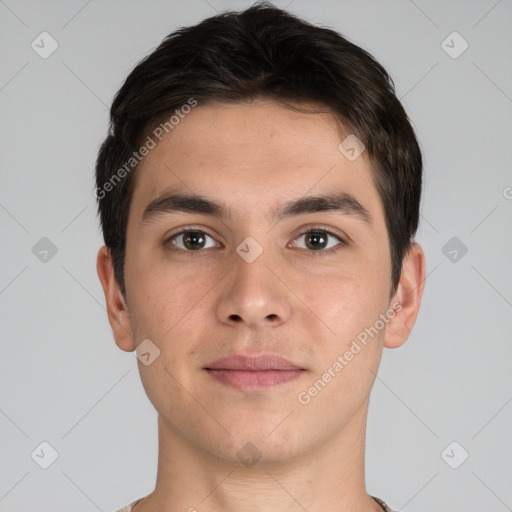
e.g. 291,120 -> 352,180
167,226 -> 219,244
294,227 -> 343,240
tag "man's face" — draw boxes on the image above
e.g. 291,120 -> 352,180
122,100 -> 394,463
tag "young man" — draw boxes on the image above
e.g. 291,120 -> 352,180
95,3 -> 425,511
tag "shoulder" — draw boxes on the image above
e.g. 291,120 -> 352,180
114,497 -> 143,512
115,496 -> 394,512
373,496 -> 397,512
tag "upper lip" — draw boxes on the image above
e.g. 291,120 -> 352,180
205,353 -> 303,371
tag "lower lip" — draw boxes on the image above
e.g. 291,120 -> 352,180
205,369 -> 304,391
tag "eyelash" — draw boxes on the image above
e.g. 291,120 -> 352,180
164,225 -> 347,256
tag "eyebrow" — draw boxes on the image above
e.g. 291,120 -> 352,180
141,190 -> 372,225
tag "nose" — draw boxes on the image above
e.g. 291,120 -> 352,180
215,248 -> 293,329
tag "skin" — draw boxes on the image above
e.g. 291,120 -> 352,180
97,100 -> 425,512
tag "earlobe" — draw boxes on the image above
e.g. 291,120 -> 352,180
383,243 -> 426,349
96,246 -> 135,352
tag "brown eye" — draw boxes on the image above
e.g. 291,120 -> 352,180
168,230 -> 217,251
304,231 -> 329,250
292,229 -> 346,254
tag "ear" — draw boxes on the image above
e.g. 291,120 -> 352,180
383,242 -> 426,349
96,245 -> 135,352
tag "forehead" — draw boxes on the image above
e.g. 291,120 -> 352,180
129,100 -> 384,225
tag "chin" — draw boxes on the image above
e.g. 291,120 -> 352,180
209,419 -> 308,467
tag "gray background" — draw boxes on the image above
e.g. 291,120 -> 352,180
1,0 -> 511,510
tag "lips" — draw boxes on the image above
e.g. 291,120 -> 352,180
204,353 -> 305,391
205,353 -> 303,371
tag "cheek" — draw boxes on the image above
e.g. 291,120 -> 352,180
126,268 -> 208,402
299,276 -> 388,405
300,265 -> 389,340
125,260 -> 195,341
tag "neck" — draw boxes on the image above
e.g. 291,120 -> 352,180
134,399 -> 381,512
